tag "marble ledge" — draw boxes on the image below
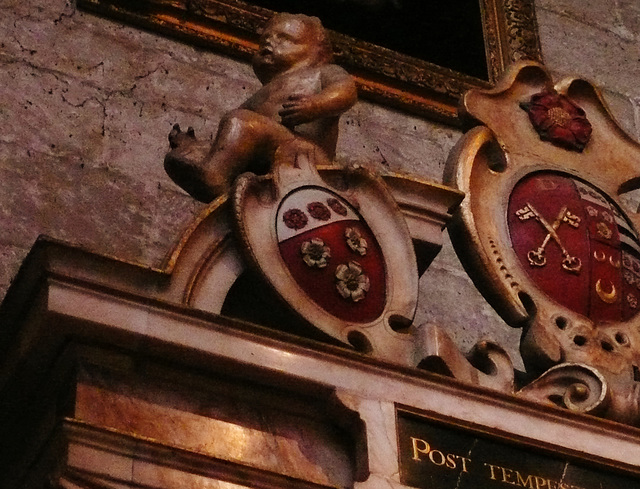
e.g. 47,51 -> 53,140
1,239 -> 640,477
53,419 -> 338,489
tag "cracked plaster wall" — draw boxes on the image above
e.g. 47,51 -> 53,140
1,0 -> 639,368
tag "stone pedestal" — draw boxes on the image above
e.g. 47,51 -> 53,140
1,175 -> 638,488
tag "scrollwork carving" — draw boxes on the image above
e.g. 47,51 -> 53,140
517,363 -> 609,415
418,324 -> 515,393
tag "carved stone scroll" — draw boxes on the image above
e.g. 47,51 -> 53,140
517,363 -> 609,415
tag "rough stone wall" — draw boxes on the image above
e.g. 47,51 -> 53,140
1,0 -> 639,367
536,0 -> 640,139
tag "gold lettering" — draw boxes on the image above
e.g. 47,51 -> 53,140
408,436 -> 473,472
458,456 -> 471,473
534,475 -> 547,489
516,471 -> 535,489
501,467 -> 516,485
428,449 -> 446,466
411,437 -> 430,461
479,460 -> 586,489
445,453 -> 457,469
485,463 -> 501,480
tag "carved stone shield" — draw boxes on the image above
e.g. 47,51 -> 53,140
508,172 -> 640,323
447,62 -> 640,424
277,187 -> 386,323
233,144 -> 419,361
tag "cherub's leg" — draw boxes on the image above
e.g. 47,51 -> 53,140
164,109 -> 294,202
200,109 -> 294,199
164,124 -> 216,202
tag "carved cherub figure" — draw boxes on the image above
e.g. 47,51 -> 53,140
165,13 -> 357,202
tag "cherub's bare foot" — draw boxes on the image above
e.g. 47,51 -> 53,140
168,123 -> 196,149
164,154 -> 216,203
164,124 -> 220,202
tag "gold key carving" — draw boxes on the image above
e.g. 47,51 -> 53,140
517,203 -> 582,274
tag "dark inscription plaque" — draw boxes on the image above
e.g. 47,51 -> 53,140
397,409 -> 639,489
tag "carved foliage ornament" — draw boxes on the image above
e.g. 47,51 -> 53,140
447,62 -> 640,426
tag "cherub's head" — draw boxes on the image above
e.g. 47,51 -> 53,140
253,13 -> 333,83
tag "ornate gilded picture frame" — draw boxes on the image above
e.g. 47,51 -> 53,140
78,0 -> 542,125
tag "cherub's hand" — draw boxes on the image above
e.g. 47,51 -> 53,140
168,123 -> 196,149
279,95 -> 321,127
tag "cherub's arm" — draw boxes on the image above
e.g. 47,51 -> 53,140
279,65 -> 357,127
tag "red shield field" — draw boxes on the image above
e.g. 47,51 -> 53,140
508,172 -> 640,322
277,187 -> 386,323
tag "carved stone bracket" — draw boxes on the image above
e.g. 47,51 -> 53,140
415,329 -> 640,426
417,323 -> 515,393
516,363 -> 609,415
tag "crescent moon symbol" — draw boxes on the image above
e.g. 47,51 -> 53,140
595,279 -> 617,304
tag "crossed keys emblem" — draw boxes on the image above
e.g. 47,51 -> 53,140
516,202 -> 582,274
